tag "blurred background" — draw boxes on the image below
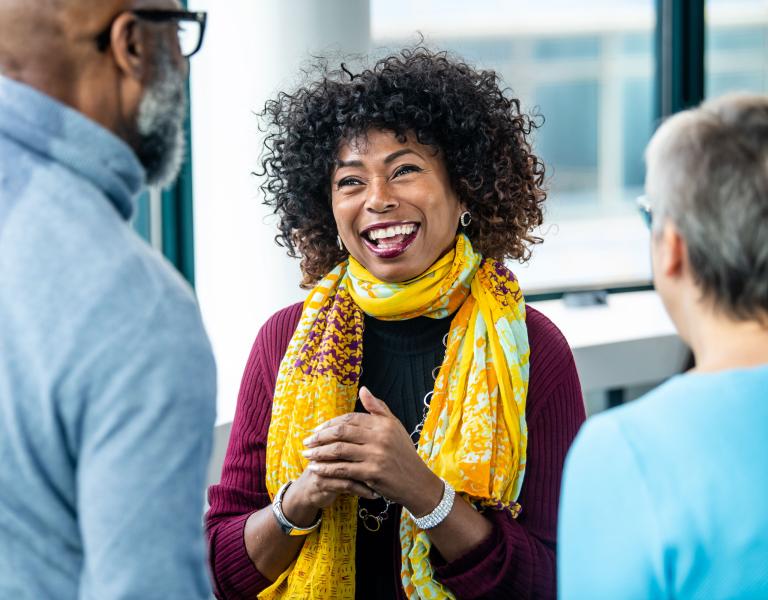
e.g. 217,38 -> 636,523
132,1 -> 767,442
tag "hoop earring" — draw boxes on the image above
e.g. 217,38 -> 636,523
459,211 -> 472,228
337,235 -> 345,252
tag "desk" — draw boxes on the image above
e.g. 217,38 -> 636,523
532,290 -> 689,394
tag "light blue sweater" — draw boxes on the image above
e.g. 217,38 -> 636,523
0,75 -> 217,599
559,365 -> 768,599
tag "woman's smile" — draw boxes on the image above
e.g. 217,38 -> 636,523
360,221 -> 420,259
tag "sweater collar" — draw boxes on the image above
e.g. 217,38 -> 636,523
0,74 -> 145,220
364,313 -> 452,355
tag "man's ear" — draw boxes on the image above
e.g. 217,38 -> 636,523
109,12 -> 145,81
657,220 -> 687,280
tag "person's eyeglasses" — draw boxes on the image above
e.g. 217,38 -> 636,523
636,194 -> 653,229
96,9 -> 207,59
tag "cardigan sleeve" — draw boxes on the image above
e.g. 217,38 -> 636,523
205,303 -> 303,600
432,306 -> 587,599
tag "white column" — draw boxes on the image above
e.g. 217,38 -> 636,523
189,0 -> 371,424
597,33 -> 624,211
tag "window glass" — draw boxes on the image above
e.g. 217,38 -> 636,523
706,0 -> 768,97
371,0 -> 656,292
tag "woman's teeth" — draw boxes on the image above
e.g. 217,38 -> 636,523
378,238 -> 404,249
366,223 -> 417,244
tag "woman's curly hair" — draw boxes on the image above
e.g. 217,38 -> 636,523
259,46 -> 546,288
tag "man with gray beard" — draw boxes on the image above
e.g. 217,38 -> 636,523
0,1 -> 216,599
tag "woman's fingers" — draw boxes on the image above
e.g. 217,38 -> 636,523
308,461 -> 373,485
304,389 -> 398,449
358,386 -> 394,418
302,441 -> 365,463
303,417 -> 372,448
310,474 -> 379,501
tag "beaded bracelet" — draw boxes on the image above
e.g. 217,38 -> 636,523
407,479 -> 456,530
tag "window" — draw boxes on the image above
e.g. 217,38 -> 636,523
706,0 -> 768,97
187,0 -> 768,422
371,0 -> 657,294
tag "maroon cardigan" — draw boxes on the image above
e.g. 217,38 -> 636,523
206,302 -> 585,599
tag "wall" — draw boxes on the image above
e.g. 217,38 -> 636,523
190,0 -> 371,424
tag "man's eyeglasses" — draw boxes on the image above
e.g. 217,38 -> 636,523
96,10 -> 207,59
636,194 -> 653,229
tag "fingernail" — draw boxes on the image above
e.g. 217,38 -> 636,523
301,449 -> 313,458
302,436 -> 314,446
371,492 -> 380,499
307,463 -> 319,472
312,422 -> 327,433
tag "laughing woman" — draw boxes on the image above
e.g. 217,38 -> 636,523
206,47 -> 586,600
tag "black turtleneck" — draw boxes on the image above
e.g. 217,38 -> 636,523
356,313 -> 452,433
354,313 -> 452,599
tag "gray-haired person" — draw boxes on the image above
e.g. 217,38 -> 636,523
559,93 -> 768,599
0,1 -> 216,598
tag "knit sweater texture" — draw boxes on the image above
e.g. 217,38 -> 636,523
207,301 -> 584,599
0,75 -> 217,600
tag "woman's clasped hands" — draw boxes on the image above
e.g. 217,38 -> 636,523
295,386 -> 444,518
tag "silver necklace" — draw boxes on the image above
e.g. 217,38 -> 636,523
358,332 -> 449,533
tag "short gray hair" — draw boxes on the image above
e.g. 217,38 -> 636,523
645,93 -> 768,321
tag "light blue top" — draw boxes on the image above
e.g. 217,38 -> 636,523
0,75 -> 217,599
559,365 -> 768,600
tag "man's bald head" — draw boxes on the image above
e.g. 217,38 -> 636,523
0,0 -> 126,90
0,0 -> 192,186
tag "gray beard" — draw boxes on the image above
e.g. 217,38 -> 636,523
135,49 -> 187,188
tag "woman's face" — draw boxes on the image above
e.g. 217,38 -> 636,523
331,129 -> 465,283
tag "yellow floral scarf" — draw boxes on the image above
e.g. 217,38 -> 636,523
262,234 -> 529,599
